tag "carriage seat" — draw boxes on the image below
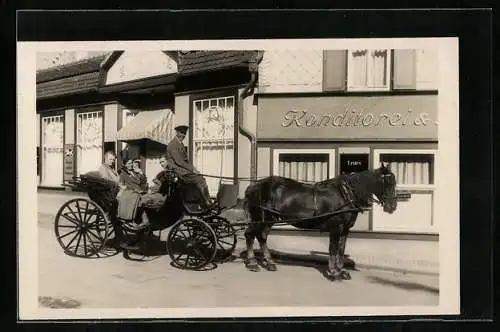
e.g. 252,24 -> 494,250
217,183 -> 238,210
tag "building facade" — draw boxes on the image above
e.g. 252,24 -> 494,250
36,49 -> 439,236
255,49 -> 439,235
36,51 -> 256,198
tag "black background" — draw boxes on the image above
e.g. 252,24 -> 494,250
4,4 -> 495,331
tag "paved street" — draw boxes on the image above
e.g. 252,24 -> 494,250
37,190 -> 439,309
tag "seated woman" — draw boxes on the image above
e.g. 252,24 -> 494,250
117,158 -> 150,228
132,159 -> 148,193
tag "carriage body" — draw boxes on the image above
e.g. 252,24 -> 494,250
54,171 -> 239,270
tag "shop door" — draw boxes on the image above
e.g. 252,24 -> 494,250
76,111 -> 103,176
192,96 -> 235,197
41,115 -> 64,187
339,150 -> 370,231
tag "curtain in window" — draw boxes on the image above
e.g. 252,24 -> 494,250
41,116 -> 64,186
278,154 -> 329,182
382,154 -> 433,185
351,49 -> 368,87
193,96 -> 235,196
76,111 -> 103,176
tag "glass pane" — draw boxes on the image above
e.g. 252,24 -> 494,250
380,153 -> 434,185
370,49 -> 388,87
351,49 -> 368,87
278,153 -> 329,182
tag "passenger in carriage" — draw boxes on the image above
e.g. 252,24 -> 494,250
132,159 -> 148,193
118,158 -> 150,228
166,125 -> 212,210
137,155 -> 171,204
98,151 -> 120,184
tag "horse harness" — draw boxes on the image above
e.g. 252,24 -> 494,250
311,178 -> 361,217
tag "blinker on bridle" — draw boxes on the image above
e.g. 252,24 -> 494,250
378,173 -> 397,206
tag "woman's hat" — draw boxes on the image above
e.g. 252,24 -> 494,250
174,125 -> 189,134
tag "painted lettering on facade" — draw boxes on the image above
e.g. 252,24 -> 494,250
281,108 -> 433,128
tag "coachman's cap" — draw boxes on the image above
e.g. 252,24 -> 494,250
174,125 -> 189,134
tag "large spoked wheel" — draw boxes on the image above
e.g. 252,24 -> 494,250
167,217 -> 217,270
54,198 -> 112,258
204,216 -> 237,262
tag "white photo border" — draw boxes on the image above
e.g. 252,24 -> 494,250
17,37 -> 460,320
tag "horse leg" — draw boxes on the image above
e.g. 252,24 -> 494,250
337,227 -> 351,280
244,225 -> 260,272
256,224 -> 277,271
325,228 -> 342,281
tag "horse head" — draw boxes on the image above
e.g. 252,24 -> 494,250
373,162 -> 398,213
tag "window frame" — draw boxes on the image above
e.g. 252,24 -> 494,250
75,109 -> 104,175
346,48 -> 392,92
272,148 -> 336,180
191,94 -> 238,195
373,148 -> 437,234
40,114 -> 65,187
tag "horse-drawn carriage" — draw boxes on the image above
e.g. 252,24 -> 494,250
55,169 -> 239,270
54,164 -> 411,280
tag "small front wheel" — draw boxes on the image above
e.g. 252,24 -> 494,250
166,217 -> 217,270
205,216 -> 237,262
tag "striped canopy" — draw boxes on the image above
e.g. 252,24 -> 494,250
116,109 -> 174,145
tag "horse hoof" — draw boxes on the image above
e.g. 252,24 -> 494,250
245,259 -> 260,272
246,264 -> 260,272
340,270 -> 351,280
325,270 -> 342,281
263,262 -> 277,272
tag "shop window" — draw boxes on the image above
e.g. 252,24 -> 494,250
193,96 -> 235,196
373,149 -> 436,233
76,111 -> 103,176
347,49 -> 391,91
41,115 -> 64,187
273,149 -> 336,182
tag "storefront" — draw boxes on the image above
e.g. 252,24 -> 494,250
98,50 -> 178,182
36,50 -> 258,193
37,54 -> 110,189
173,51 -> 258,199
255,94 -> 438,235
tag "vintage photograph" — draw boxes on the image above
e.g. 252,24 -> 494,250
17,38 -> 460,319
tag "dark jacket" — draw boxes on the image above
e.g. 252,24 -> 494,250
166,136 -> 195,176
119,170 -> 147,194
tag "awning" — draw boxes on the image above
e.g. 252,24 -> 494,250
116,109 -> 174,146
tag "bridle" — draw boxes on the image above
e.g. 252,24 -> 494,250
372,173 -> 397,207
345,172 -> 396,208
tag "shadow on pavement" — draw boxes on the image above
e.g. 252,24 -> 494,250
239,249 -> 358,282
365,275 -> 439,295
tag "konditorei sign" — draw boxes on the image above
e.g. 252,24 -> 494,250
258,95 -> 438,140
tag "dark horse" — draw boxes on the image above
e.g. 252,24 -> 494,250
243,163 -> 398,281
